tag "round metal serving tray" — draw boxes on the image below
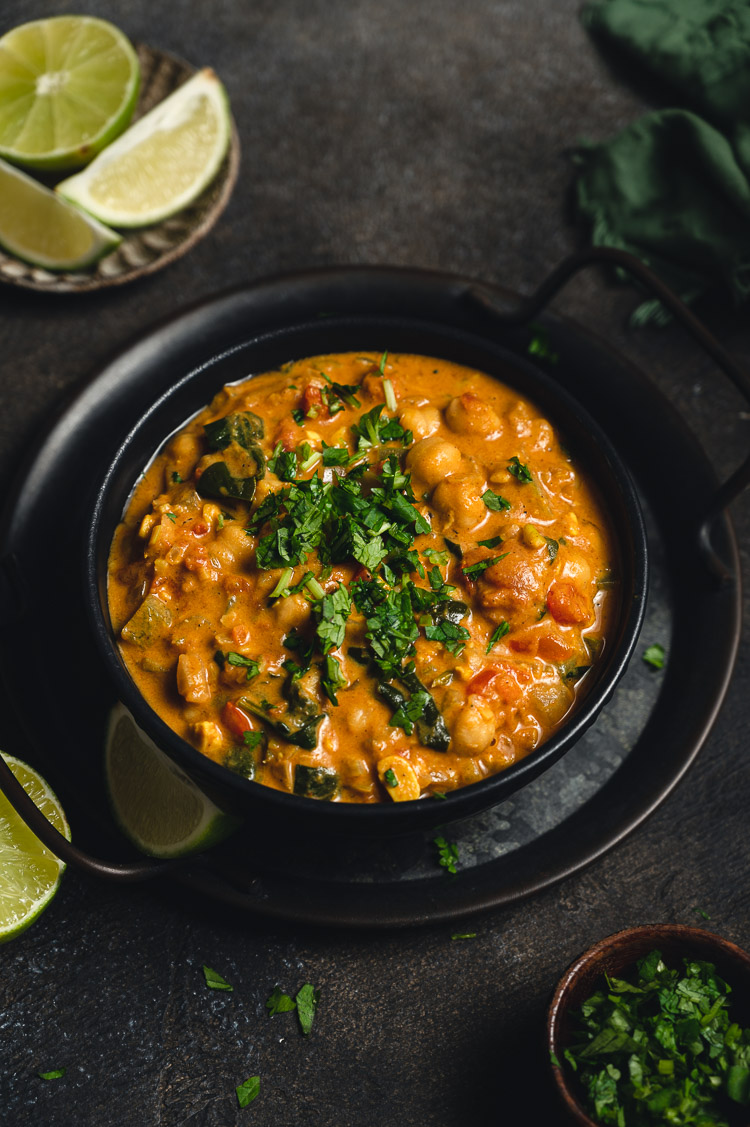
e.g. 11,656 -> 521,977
0,262 -> 743,927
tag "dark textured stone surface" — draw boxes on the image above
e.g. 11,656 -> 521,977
1,2 -> 748,1124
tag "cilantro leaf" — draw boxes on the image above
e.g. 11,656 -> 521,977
295,983 -> 320,1035
38,1069 -> 66,1080
202,965 -> 233,991
643,643 -> 666,669
527,322 -> 559,363
482,490 -> 511,512
434,835 -> 459,875
321,653 -> 347,705
390,689 -> 430,735
486,620 -> 510,653
265,986 -> 296,1016
383,767 -> 398,787
507,456 -> 533,483
225,652 -> 261,680
236,1076 -> 260,1108
462,554 -> 506,579
424,619 -> 470,655
313,583 -> 352,653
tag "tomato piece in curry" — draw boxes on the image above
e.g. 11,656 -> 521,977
107,352 -> 618,803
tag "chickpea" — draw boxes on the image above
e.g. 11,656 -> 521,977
272,592 -> 311,631
398,404 -> 441,441
445,393 -> 502,437
478,543 -> 549,614
406,435 -> 463,487
431,473 -> 487,531
450,696 -> 497,756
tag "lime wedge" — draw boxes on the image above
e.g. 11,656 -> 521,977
0,15 -> 140,170
105,703 -> 240,859
57,68 -> 231,228
0,755 -> 70,944
0,156 -> 120,269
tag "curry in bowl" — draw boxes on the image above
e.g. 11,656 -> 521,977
108,351 -> 618,804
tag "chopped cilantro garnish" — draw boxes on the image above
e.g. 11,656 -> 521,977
295,983 -> 320,1035
462,554 -> 505,579
166,512 -> 176,522
383,767 -> 399,788
378,350 -> 388,374
265,986 -> 296,1015
236,1076 -> 260,1108
451,932 -> 476,941
527,322 -> 559,363
423,547 -> 450,566
321,442 -> 350,466
482,490 -> 511,512
390,689 -> 430,735
564,949 -> 750,1126
242,730 -> 264,751
486,621 -> 510,653
170,471 -> 183,483
694,907 -> 711,921
225,652 -> 261,680
507,455 -> 533,483
321,653 -> 347,704
313,584 -> 352,653
643,643 -> 666,669
477,535 -> 503,549
290,408 -> 305,426
545,537 -> 559,563
202,965 -> 233,991
38,1069 -> 65,1080
434,835 -> 459,875
424,619 -> 470,655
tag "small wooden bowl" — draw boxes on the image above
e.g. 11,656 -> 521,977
547,925 -> 750,1126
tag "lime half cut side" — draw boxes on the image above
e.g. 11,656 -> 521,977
105,703 -> 240,859
0,15 -> 140,171
0,755 -> 70,944
57,68 -> 231,228
0,156 -> 120,270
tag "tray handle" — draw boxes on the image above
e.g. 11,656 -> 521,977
0,751 -> 180,882
467,246 -> 750,582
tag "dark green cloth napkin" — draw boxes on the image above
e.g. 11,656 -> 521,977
576,0 -> 750,323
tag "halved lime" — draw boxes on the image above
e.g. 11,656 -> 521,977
105,703 -> 240,859
0,755 -> 70,944
0,15 -> 140,171
57,68 -> 231,227
0,156 -> 120,269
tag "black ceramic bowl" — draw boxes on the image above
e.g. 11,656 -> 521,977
85,268 -> 648,837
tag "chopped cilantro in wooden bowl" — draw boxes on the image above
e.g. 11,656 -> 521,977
548,926 -> 750,1126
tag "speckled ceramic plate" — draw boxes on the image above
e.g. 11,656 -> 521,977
0,268 -> 741,928
0,44 -> 240,294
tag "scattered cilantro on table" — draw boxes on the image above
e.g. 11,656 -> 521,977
38,1069 -> 66,1080
643,643 -> 666,670
236,1075 -> 260,1108
202,965 -> 233,991
434,834 -> 459,875
295,983 -> 321,1036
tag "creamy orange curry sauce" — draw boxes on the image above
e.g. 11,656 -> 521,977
108,352 -> 617,803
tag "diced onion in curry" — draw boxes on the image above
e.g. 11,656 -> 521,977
108,352 -> 618,804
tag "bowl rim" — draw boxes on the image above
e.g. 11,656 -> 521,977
83,267 -> 649,832
547,924 -> 750,1126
